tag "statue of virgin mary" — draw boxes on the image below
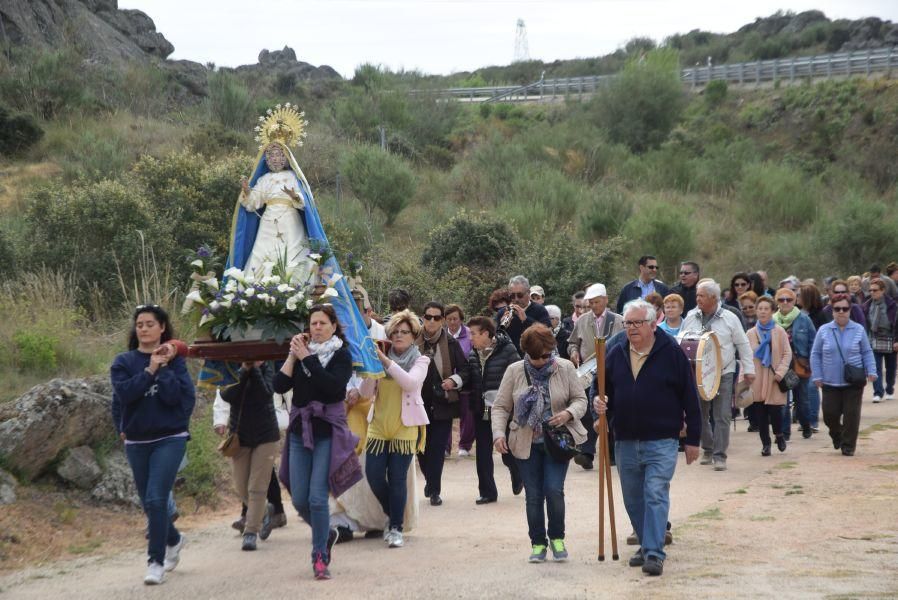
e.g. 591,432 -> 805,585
198,104 -> 383,387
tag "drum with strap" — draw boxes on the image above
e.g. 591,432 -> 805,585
678,331 -> 723,401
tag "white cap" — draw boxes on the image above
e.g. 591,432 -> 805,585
545,304 -> 561,319
530,285 -> 545,297
584,283 -> 607,300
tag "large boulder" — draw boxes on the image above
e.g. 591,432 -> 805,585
0,377 -> 113,481
233,45 -> 342,82
91,450 -> 139,507
57,446 -> 103,490
0,469 -> 16,505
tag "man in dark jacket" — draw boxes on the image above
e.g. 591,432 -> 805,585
616,255 -> 670,314
466,317 -> 523,503
417,301 -> 470,506
497,275 -> 552,355
670,261 -> 700,316
594,299 -> 701,577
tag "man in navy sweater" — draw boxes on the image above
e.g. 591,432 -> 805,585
594,299 -> 701,577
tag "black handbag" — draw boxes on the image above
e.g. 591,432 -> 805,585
776,368 -> 801,393
543,421 -> 582,462
831,330 -> 868,387
523,368 -> 581,462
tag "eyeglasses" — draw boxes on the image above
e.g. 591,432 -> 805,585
531,353 -> 553,360
776,298 -> 794,303
741,304 -> 756,310
512,292 -> 528,299
679,270 -> 694,275
623,319 -> 651,328
734,281 -> 749,288
391,329 -> 413,336
833,289 -> 848,294
832,306 -> 851,313
646,265 -> 658,270
423,314 -> 443,321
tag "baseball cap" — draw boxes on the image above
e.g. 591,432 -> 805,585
530,285 -> 545,297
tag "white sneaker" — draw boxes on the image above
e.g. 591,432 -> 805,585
458,449 -> 470,457
164,534 -> 186,572
873,395 -> 883,403
144,562 -> 165,585
382,518 -> 391,542
885,393 -> 894,401
387,528 -> 404,548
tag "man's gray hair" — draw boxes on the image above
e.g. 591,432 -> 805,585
623,298 -> 656,324
697,279 -> 721,299
545,304 -> 562,319
508,275 -> 530,289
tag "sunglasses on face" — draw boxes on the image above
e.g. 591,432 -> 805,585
832,306 -> 850,313
741,304 -> 756,310
776,298 -> 794,303
531,353 -> 553,360
734,281 -> 749,288
423,314 -> 443,321
833,288 -> 848,294
646,265 -> 658,270
679,270 -> 694,275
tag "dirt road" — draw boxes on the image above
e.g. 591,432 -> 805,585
3,394 -> 898,599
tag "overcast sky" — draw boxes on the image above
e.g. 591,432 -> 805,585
120,1 -> 898,77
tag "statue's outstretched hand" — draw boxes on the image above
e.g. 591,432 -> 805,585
240,177 -> 250,195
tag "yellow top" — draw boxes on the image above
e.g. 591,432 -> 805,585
366,378 -> 425,455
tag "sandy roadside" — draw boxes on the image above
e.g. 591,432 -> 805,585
2,393 -> 897,600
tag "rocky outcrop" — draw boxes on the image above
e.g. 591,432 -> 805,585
91,450 -> 139,507
232,46 -> 342,81
57,446 -> 103,490
0,377 -> 113,481
0,469 -> 16,505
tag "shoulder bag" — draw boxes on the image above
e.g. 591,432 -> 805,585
776,368 -> 801,393
831,329 -> 867,387
218,380 -> 248,457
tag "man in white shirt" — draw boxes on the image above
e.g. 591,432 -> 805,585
679,279 -> 755,471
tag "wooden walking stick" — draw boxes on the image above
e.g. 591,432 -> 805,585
595,337 -> 619,561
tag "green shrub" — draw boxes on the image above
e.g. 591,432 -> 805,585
0,226 -> 16,278
623,197 -> 695,282
593,49 -> 686,153
690,138 -> 760,194
0,47 -> 99,118
207,71 -> 254,131
503,166 -> 584,234
0,106 -> 43,157
580,186 -> 633,239
341,145 -> 416,225
735,162 -> 820,230
704,80 -> 728,109
819,192 -> 898,272
422,211 -> 517,277
12,330 -> 58,372
185,123 -> 250,158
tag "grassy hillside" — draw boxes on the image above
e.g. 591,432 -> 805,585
2,37 -> 898,402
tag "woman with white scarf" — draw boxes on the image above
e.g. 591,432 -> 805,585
360,309 -> 431,549
274,304 -> 354,580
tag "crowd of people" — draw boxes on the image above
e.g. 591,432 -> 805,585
110,256 -> 893,584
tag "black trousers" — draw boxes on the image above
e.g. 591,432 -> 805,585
756,404 -> 784,447
420,418 -> 453,496
822,385 -> 864,453
474,416 -> 498,499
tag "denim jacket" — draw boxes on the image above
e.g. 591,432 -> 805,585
786,312 -> 816,359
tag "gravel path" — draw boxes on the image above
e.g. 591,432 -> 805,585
3,392 -> 898,599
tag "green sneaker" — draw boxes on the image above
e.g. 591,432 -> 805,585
528,544 -> 547,563
550,538 -> 568,562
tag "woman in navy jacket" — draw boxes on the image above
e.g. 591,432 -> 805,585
110,304 -> 195,586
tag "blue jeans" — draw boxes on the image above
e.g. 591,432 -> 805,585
807,379 -> 820,428
288,433 -> 332,557
365,449 -> 414,531
515,443 -> 569,546
615,438 -> 678,561
125,437 -> 186,565
872,351 -> 897,397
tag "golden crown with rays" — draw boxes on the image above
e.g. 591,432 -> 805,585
254,103 -> 308,149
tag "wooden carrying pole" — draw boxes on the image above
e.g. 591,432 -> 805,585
594,337 -> 619,561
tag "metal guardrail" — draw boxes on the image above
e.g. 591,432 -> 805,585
414,47 -> 897,102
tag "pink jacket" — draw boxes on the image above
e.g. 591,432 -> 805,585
359,355 -> 431,427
